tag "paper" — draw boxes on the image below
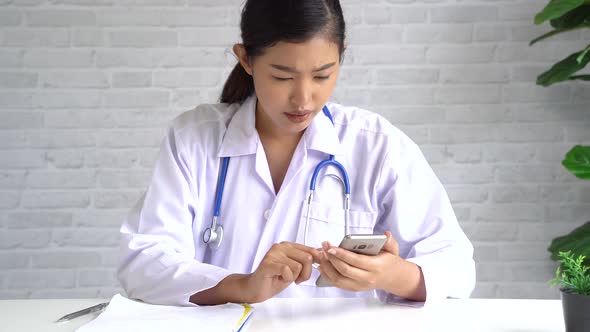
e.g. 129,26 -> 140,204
76,294 -> 253,332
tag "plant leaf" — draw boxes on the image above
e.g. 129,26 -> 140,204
550,4 -> 590,28
548,222 -> 590,266
530,24 -> 590,46
569,74 -> 590,80
562,145 -> 590,179
536,50 -> 590,86
535,0 -> 587,25
577,43 -> 590,63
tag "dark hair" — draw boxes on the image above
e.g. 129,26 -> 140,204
220,0 -> 346,104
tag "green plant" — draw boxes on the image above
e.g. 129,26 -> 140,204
530,2 -> 590,267
550,251 -> 590,295
548,146 -> 590,267
531,0 -> 590,86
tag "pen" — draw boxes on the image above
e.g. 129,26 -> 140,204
55,302 -> 109,323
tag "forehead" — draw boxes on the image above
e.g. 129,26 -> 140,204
255,36 -> 340,69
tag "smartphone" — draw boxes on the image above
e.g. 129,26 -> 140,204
315,234 -> 388,287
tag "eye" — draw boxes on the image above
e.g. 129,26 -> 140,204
272,76 -> 292,81
315,75 -> 331,80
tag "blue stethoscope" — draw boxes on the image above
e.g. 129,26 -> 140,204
202,106 -> 351,249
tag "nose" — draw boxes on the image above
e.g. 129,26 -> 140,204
290,79 -> 312,109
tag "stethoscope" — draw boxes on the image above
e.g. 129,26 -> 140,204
202,106 -> 351,249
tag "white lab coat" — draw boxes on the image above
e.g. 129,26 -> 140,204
117,95 -> 475,306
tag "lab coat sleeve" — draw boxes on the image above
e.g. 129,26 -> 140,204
117,126 -> 232,306
374,137 -> 476,305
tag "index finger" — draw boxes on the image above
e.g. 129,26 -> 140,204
325,246 -> 376,271
283,242 -> 323,263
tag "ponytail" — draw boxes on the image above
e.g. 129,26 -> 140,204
220,63 -> 254,104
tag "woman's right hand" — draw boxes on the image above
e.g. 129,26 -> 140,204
243,242 -> 321,303
190,242 -> 320,305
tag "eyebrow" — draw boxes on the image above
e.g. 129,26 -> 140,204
270,62 -> 336,74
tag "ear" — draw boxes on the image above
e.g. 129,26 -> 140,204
233,43 -> 253,76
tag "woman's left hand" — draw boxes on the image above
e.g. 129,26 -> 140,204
317,231 -> 401,292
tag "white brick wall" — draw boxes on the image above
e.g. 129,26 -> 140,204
1,0 -> 589,300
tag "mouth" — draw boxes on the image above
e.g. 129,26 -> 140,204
284,111 -> 312,123
285,110 -> 313,116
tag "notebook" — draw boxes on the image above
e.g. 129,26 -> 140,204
76,294 -> 253,332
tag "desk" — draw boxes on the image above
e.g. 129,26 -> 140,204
0,297 -> 564,332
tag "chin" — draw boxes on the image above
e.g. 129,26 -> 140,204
283,122 -> 311,136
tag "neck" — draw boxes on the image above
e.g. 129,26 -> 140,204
257,123 -> 303,147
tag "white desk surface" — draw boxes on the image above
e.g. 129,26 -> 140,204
0,297 -> 564,332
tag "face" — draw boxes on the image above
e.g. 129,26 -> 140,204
234,36 -> 341,138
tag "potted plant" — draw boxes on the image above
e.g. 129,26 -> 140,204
530,1 -> 590,330
550,251 -> 590,332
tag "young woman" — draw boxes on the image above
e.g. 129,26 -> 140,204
117,0 -> 475,306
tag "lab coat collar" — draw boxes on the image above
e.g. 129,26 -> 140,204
217,95 -> 258,158
304,104 -> 344,156
217,96 -> 343,157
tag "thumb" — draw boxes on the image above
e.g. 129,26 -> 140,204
382,231 -> 399,256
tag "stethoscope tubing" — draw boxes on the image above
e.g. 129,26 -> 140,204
204,105 -> 351,248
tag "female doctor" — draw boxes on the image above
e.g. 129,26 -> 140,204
117,0 -> 476,306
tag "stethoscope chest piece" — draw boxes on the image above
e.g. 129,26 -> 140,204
203,224 -> 223,249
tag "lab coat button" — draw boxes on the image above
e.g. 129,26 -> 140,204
263,209 -> 271,220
